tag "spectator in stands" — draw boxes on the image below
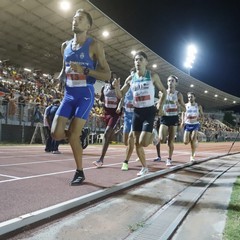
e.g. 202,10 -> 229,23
181,92 -> 203,161
31,102 -> 43,126
159,75 -> 185,166
51,9 -> 111,186
92,72 -> 122,168
214,131 -> 219,142
8,92 -> 17,119
2,93 -> 10,107
18,92 -> 26,121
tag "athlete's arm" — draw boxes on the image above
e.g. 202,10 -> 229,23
198,104 -> 204,121
99,86 -> 105,104
181,104 -> 187,127
116,97 -> 124,114
57,42 -> 67,91
117,97 -> 124,110
178,92 -> 186,112
113,76 -> 131,99
89,40 -> 111,81
152,73 -> 166,114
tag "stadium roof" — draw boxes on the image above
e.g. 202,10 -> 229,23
0,0 -> 240,111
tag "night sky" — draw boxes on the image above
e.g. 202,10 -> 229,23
90,0 -> 240,97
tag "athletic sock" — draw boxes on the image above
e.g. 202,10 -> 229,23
76,169 -> 84,175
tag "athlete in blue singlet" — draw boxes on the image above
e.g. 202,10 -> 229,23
51,9 -> 110,185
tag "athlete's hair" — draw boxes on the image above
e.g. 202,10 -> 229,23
168,75 -> 178,82
110,71 -> 117,78
76,9 -> 93,27
53,99 -> 61,105
130,67 -> 136,73
134,51 -> 148,60
187,92 -> 195,97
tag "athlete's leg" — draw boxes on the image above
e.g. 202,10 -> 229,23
183,130 -> 191,145
51,115 -> 69,140
68,117 -> 86,170
125,131 -> 134,161
98,125 -> 115,162
139,131 -> 154,147
123,131 -> 129,146
167,125 -> 177,160
190,130 -> 198,158
122,131 -> 134,171
159,124 -> 168,143
133,131 -> 146,168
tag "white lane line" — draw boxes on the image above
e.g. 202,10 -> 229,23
0,148 -> 124,159
0,154 -> 62,159
0,157 -> 156,184
0,162 -> 121,183
0,151 -> 128,167
0,174 -> 21,179
0,169 -> 75,183
0,159 -> 74,167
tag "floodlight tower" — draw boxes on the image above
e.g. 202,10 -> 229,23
184,44 -> 197,76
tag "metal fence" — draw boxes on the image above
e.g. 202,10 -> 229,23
0,102 -> 123,144
0,102 -> 239,144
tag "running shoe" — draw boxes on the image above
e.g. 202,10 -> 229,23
166,158 -> 172,166
92,160 -> 103,168
135,158 -> 140,162
137,167 -> 149,176
152,128 -> 160,146
153,157 -> 161,162
81,127 -> 90,149
190,156 -> 195,162
52,150 -> 61,154
121,162 -> 129,171
70,171 -> 85,186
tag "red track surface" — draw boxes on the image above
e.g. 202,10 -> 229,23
0,141 -> 239,223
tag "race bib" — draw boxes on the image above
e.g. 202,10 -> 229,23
66,66 -> 87,87
105,96 -> 118,108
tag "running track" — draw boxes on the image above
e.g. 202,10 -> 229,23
0,141 -> 239,224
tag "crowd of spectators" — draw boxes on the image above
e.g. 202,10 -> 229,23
0,61 -> 107,130
201,117 -> 236,142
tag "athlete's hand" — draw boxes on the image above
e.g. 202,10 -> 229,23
116,107 -> 121,114
112,78 -> 121,89
70,61 -> 83,73
58,82 -> 63,92
158,108 -> 164,116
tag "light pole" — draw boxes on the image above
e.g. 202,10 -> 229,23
184,44 -> 197,76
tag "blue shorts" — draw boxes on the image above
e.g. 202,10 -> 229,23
184,123 -> 200,132
56,85 -> 94,120
123,112 -> 133,133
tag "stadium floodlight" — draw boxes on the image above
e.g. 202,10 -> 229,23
184,44 -> 197,75
59,1 -> 71,11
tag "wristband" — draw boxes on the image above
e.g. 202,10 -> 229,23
83,67 -> 90,75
